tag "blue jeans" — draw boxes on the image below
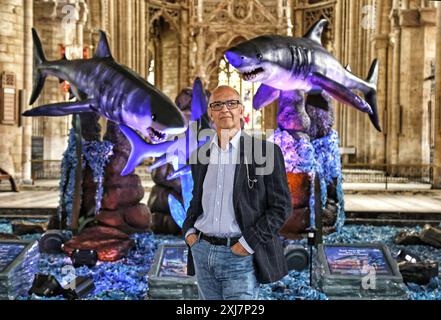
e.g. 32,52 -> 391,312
190,238 -> 259,300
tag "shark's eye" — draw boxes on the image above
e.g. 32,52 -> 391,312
151,113 -> 157,121
257,53 -> 263,61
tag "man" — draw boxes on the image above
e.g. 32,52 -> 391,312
182,85 -> 291,300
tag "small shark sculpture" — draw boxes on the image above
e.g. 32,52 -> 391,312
23,29 -> 188,175
225,19 -> 381,132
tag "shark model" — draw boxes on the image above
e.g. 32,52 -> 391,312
225,19 -> 381,132
23,29 -> 188,175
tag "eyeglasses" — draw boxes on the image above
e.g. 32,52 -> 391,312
209,99 -> 241,111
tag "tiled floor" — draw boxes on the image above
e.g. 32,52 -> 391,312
343,182 -> 432,191
0,190 -> 152,209
0,191 -> 60,208
1,188 -> 441,214
344,193 -> 441,213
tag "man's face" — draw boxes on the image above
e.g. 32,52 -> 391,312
208,88 -> 244,131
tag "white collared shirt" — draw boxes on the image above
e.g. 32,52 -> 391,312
187,129 -> 254,254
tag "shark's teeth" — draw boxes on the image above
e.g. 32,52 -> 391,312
146,127 -> 167,144
242,67 -> 264,81
240,66 -> 258,73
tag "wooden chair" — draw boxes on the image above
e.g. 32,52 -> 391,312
0,167 -> 19,192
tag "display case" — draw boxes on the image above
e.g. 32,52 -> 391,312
147,242 -> 198,300
0,240 -> 39,300
313,243 -> 407,300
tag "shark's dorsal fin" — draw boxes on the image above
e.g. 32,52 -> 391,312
191,77 -> 207,121
94,30 -> 113,59
303,19 -> 328,46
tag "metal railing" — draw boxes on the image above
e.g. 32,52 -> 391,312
31,158 -> 156,181
30,159 -> 436,187
31,160 -> 62,180
342,163 -> 436,186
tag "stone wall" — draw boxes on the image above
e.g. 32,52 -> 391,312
0,0 -> 27,180
434,4 -> 441,187
394,2 -> 436,164
32,1 -> 88,165
160,23 -> 179,100
1,0 -> 441,185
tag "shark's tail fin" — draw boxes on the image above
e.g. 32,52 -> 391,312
365,59 -> 381,132
29,28 -> 48,105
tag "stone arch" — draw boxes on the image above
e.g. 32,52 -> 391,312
149,8 -> 182,43
204,32 -> 257,90
149,11 -> 182,97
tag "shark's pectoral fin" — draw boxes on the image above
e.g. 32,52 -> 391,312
306,93 -> 330,111
22,99 -> 97,117
253,84 -> 280,110
119,124 -> 176,176
310,72 -> 373,114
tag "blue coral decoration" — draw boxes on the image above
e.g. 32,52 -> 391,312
269,129 -> 345,232
0,223 -> 438,300
312,130 -> 345,231
58,129 -> 114,227
58,129 -> 82,227
82,140 -> 114,214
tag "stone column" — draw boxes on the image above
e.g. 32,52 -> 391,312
139,0 -> 146,78
126,0 -> 133,68
371,0 -> 392,165
179,5 -> 189,91
333,0 -> 344,139
195,0 -> 206,83
20,0 -> 33,183
434,3 -> 441,187
395,4 -> 436,164
354,0 -> 366,163
343,0 -> 359,162
388,7 -> 401,165
33,0 -> 88,163
145,0 -> 150,80
0,0 -> 27,180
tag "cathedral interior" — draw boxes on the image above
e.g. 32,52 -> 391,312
1,0 -> 441,301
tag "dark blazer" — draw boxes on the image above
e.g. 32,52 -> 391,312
182,132 -> 292,284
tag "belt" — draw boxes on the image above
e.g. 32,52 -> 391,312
199,232 -> 240,247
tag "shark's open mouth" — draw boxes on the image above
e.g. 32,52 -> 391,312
146,127 -> 167,143
242,67 -> 264,81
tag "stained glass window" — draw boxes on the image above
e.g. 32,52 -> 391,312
218,56 -> 263,132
